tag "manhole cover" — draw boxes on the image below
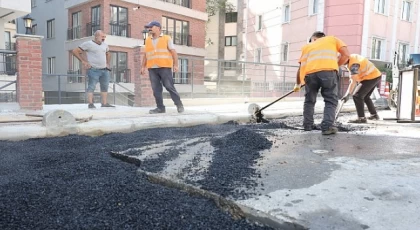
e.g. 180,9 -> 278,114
312,149 -> 329,154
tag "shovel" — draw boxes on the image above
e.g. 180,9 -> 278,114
248,85 -> 304,123
335,98 -> 346,120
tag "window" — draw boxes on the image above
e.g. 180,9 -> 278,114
225,36 -> 237,46
162,16 -> 190,46
402,1 -> 412,21
374,0 -> 387,15
371,38 -> 384,60
31,24 -> 37,35
110,52 -> 128,82
223,61 -> 238,70
309,0 -> 318,15
71,12 -> 81,39
47,57 -> 55,74
4,31 -> 11,50
283,5 -> 290,23
110,6 -> 128,37
31,0 -> 36,8
281,43 -> 289,62
174,58 -> 189,84
47,19 -> 55,39
398,43 -> 410,64
226,12 -> 238,23
257,15 -> 262,31
254,48 -> 262,63
90,5 -> 101,36
68,55 -> 83,83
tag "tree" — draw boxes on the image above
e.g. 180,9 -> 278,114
206,0 -> 235,16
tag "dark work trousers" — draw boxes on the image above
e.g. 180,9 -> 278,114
148,67 -> 183,109
352,76 -> 381,118
303,70 -> 339,131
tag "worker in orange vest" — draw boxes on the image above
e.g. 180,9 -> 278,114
141,21 -> 184,114
294,31 -> 350,135
341,54 -> 382,123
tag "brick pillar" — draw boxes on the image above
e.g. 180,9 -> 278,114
133,46 -> 154,106
15,34 -> 43,110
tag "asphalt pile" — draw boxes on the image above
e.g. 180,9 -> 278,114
0,130 -> 272,230
197,128 -> 272,199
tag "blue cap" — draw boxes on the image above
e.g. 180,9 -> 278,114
145,21 -> 161,28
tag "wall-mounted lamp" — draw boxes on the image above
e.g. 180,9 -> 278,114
23,14 -> 34,35
142,29 -> 149,45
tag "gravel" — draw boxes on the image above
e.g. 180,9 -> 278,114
197,128 -> 272,199
0,129 -> 272,230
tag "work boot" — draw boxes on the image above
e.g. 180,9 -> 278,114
322,127 -> 338,135
88,103 -> 96,109
177,105 -> 184,113
101,103 -> 115,108
303,124 -> 316,131
149,108 -> 165,114
367,114 -> 380,120
348,117 -> 367,123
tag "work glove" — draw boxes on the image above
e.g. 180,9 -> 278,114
341,94 -> 350,103
293,84 -> 301,92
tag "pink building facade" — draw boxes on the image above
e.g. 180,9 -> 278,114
244,0 -> 420,90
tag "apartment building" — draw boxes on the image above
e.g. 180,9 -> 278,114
205,0 -> 240,80
243,0 -> 420,89
17,0 -> 207,104
0,0 -> 31,102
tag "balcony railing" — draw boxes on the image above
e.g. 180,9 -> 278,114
162,30 -> 192,46
109,22 -> 131,38
173,72 -> 190,84
0,50 -> 16,75
4,42 -> 16,51
87,22 -> 101,37
67,26 -> 82,40
158,0 -> 191,8
67,70 -> 84,83
111,68 -> 131,83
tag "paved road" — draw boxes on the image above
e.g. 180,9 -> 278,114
0,125 -> 272,230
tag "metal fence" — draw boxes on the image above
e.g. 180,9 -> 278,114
0,50 -> 17,103
39,57 -> 349,106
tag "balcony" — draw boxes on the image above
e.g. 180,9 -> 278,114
158,0 -> 191,8
0,50 -> 17,75
67,26 -> 82,40
4,42 -> 16,51
173,72 -> 191,84
109,22 -> 131,38
86,22 -> 101,37
111,68 -> 131,83
163,30 -> 192,46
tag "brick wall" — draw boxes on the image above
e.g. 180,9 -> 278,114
16,35 -> 43,110
68,1 -> 206,48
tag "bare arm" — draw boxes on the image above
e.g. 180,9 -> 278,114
296,66 -> 301,84
338,46 -> 350,66
170,49 -> 178,67
106,51 -> 111,67
141,53 -> 147,69
72,47 -> 87,63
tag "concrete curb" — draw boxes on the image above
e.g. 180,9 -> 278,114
0,105 -> 357,141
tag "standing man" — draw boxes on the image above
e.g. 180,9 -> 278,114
141,21 -> 184,114
341,54 -> 382,123
72,30 -> 114,109
294,31 -> 350,135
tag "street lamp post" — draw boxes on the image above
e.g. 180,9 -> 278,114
142,29 -> 149,45
23,14 -> 34,35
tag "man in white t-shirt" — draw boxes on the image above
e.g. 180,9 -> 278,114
72,30 -> 114,109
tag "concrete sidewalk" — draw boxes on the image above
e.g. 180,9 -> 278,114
0,98 -> 357,141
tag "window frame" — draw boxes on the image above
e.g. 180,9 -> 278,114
46,19 -> 55,39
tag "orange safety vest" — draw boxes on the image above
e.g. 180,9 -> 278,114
348,54 -> 381,82
299,36 -> 341,84
145,35 -> 173,68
